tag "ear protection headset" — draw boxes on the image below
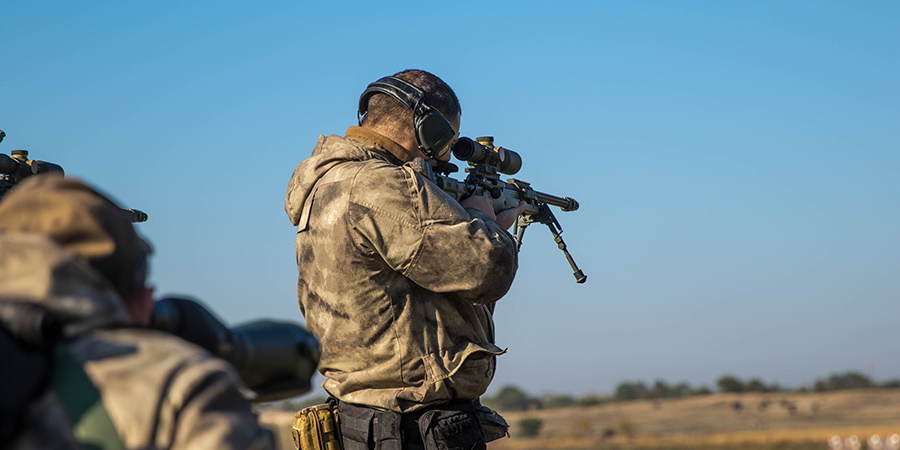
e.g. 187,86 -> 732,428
357,76 -> 456,159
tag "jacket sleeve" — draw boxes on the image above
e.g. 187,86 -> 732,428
73,329 -> 275,450
167,357 -> 276,450
348,163 -> 518,304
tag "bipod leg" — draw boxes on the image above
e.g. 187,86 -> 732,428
537,205 -> 587,284
514,215 -> 532,252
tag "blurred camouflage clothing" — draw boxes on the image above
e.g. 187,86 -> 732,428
1,234 -> 274,449
0,175 -> 150,298
285,127 -> 518,413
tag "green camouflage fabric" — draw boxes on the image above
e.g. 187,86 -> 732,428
284,130 -> 518,413
1,234 -> 274,449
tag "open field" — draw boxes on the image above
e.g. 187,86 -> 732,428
259,390 -> 900,449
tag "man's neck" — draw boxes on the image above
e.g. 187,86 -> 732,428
345,126 -> 419,162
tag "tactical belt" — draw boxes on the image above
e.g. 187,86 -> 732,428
338,400 -> 488,450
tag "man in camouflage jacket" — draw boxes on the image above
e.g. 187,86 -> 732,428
285,70 -> 525,447
0,176 -> 274,449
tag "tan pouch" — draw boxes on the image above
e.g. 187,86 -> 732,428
291,403 -> 343,450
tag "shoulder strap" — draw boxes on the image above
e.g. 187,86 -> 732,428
52,344 -> 126,450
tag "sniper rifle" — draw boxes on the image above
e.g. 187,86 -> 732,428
416,136 -> 587,284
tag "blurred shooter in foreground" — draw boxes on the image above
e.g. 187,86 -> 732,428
0,175 -> 275,449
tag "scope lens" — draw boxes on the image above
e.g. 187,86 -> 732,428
497,148 -> 522,175
452,137 -> 496,166
451,137 -> 478,161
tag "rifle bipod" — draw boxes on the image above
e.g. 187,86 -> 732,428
514,203 -> 587,284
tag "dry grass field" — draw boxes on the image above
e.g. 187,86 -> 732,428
259,389 -> 900,450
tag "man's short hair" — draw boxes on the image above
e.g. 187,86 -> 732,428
0,175 -> 150,299
361,69 -> 461,137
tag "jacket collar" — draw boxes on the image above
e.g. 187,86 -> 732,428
345,126 -> 415,164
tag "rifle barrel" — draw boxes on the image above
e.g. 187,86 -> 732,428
534,191 -> 579,212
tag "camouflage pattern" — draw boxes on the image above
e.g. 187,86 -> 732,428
1,234 -> 274,449
0,175 -> 151,298
285,128 -> 518,413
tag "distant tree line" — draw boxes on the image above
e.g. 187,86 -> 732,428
481,371 -> 900,412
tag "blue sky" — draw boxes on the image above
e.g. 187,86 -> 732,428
3,1 -> 898,398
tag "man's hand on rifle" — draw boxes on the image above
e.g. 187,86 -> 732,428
460,196 -> 527,230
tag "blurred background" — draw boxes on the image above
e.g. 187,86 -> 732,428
2,1 -> 898,401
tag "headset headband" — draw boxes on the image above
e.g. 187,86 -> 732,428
358,76 -> 428,124
357,76 -> 456,160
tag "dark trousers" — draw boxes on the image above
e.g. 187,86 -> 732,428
338,400 -> 486,450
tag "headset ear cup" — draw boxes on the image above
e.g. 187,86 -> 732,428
415,110 -> 455,159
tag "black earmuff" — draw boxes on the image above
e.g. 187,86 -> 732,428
358,76 -> 456,159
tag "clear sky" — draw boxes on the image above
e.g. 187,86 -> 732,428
3,1 -> 898,398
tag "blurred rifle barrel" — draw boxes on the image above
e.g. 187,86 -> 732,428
123,209 -> 148,223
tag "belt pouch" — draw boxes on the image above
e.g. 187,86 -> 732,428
418,409 -> 486,450
291,403 -> 343,450
337,402 -> 403,450
373,410 -> 401,450
336,402 -> 376,450
474,405 -> 509,442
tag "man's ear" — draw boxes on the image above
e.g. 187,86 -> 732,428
125,286 -> 155,327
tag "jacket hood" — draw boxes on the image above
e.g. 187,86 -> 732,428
285,133 -> 394,226
0,234 -> 131,337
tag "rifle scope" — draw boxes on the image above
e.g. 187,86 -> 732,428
0,151 -> 64,177
151,297 -> 321,402
452,137 -> 522,175
0,154 -> 17,175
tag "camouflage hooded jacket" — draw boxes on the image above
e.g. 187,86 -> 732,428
0,234 -> 273,449
285,128 -> 519,412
